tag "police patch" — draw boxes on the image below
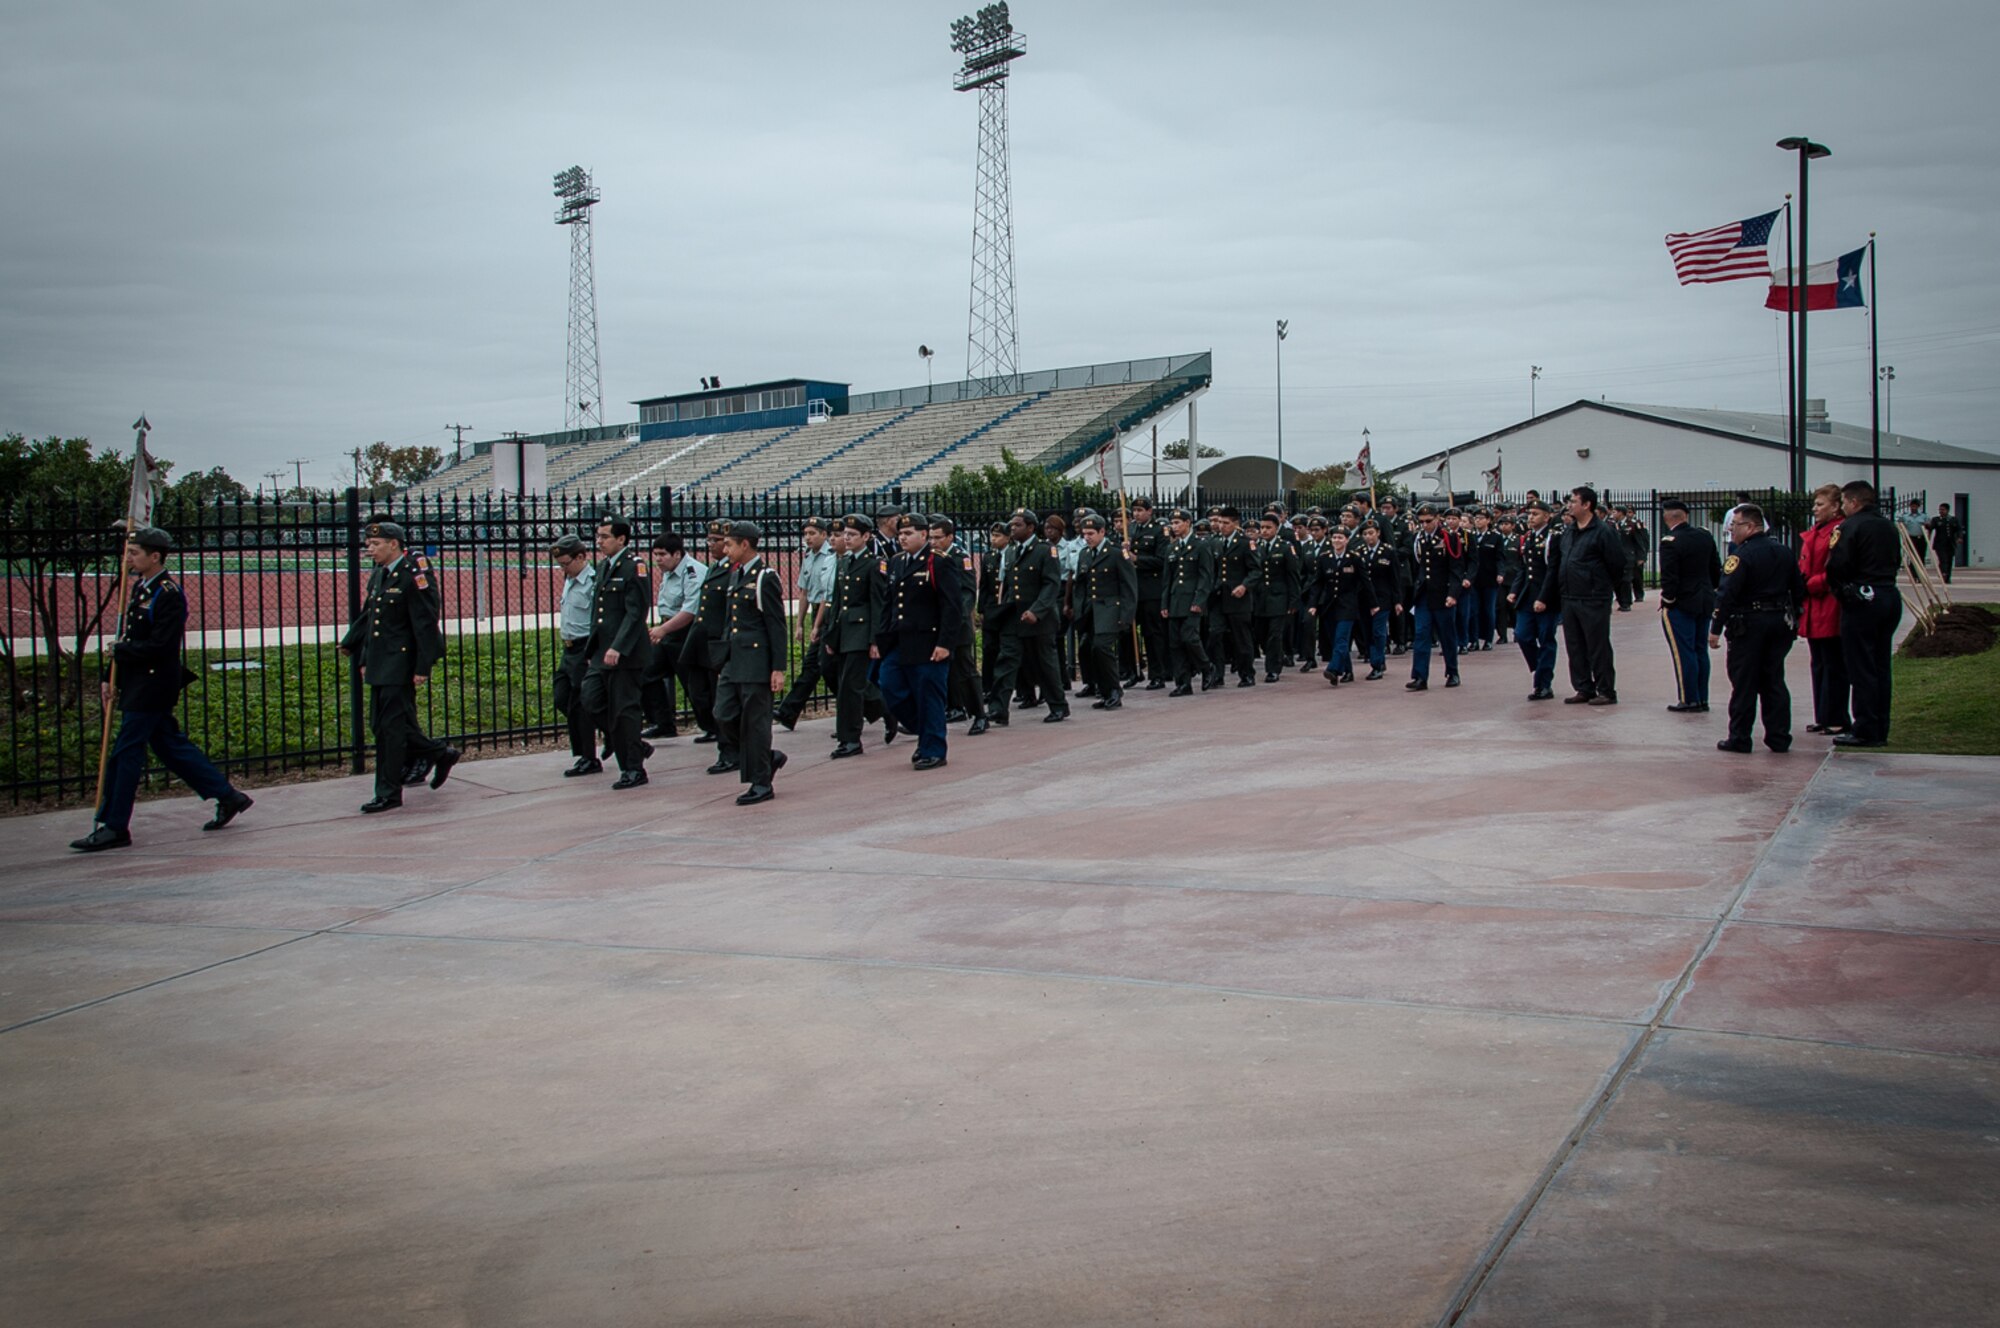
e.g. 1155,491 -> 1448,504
1722,555 -> 1740,575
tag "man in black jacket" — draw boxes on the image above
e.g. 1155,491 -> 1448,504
340,519 -> 460,810
1709,504 -> 1806,753
986,509 -> 1068,725
581,515 -> 653,789
1073,513 -> 1138,709
1126,497 -> 1170,688
1656,498 -> 1722,713
1210,507 -> 1260,687
1161,507 -> 1216,695
73,526 -> 252,851
1358,522 -> 1402,681
1826,481 -> 1904,747
712,522 -> 790,803
1538,486 -> 1626,705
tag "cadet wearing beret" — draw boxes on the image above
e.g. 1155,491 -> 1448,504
72,526 -> 252,851
1161,506 -> 1216,695
1073,512 -> 1137,710
338,520 -> 458,812
712,521 -> 789,803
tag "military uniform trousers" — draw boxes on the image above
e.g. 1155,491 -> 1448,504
946,638 -> 984,717
880,655 -> 949,760
1083,625 -> 1124,697
1840,585 -> 1902,743
1724,611 -> 1795,746
1218,609 -> 1256,680
1135,599 -> 1167,682
1514,604 -> 1560,692
1166,611 -> 1210,687
714,675 -> 778,786
369,683 -> 448,797
990,631 -> 1065,720
640,630 -> 685,734
582,661 -> 645,773
1410,602 -> 1459,683
1253,612 -> 1288,676
553,639 -> 598,759
1662,606 -> 1711,706
830,646 -> 877,744
1366,606 -> 1394,671
777,621 -> 832,725
1560,597 -> 1616,698
97,708 -> 236,833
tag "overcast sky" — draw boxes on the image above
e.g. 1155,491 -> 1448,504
6,0 -> 1997,488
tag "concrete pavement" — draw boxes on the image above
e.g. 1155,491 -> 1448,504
3,606 -> 1995,1326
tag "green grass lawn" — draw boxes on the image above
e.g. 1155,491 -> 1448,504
1884,604 -> 2000,756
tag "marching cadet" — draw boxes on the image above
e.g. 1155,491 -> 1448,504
1494,514 -> 1522,644
1709,503 -> 1805,754
1406,505 -> 1466,691
1161,506 -> 1216,695
1209,506 -> 1260,687
712,521 -> 789,803
1309,526 -> 1374,687
776,516 -> 838,732
1377,496 -> 1416,654
1125,496 -> 1169,689
72,526 -> 252,851
581,515 -> 652,789
1073,513 -> 1138,710
1656,498 -> 1721,714
338,519 -> 458,812
1294,516 -> 1327,672
1824,480 -> 1904,748
824,514 -> 888,757
879,514 -> 965,769
1357,521 -> 1402,680
1468,508 -> 1505,650
1250,512 -> 1299,683
927,515 -> 988,734
985,508 -> 1068,726
977,521 -> 1009,701
1509,500 -> 1562,700
550,534 -> 603,776
641,531 -> 703,739
680,519 -> 731,748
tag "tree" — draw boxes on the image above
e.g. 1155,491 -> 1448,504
925,448 -> 1113,519
1159,437 -> 1222,461
1290,462 -> 1350,492
166,465 -> 251,507
364,442 -> 445,489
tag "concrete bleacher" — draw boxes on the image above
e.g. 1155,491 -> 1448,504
889,380 -> 1147,490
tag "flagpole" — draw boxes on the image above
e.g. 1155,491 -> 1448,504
1867,233 -> 1880,493
92,417 -> 151,818
1783,197 -> 1797,487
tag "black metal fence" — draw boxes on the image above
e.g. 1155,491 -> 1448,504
0,481 -> 1899,806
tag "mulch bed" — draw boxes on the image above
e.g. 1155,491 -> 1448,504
1900,603 -> 1998,659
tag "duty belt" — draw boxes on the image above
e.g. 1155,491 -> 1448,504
1743,601 -> 1791,612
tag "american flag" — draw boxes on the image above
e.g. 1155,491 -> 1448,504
1665,209 -> 1779,285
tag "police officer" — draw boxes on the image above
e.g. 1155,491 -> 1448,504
712,521 -> 789,804
825,514 -> 888,757
1825,480 -> 1904,748
1656,498 -> 1721,714
338,519 -> 458,812
1161,507 -> 1215,695
72,526 -> 252,851
985,508 -> 1068,726
1709,503 -> 1806,753
1073,513 -> 1138,709
581,515 -> 652,788
879,514 -> 964,768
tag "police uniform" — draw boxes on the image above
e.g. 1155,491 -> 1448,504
1711,527 -> 1805,752
338,521 -> 455,807
712,529 -> 789,800
1824,499 -> 1904,746
74,527 -> 249,851
581,534 -> 653,784
1161,513 -> 1216,693
877,529 -> 965,765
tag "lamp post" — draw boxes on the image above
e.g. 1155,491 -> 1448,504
1778,136 -> 1830,492
1530,365 -> 1542,418
919,344 -> 935,403
1879,365 -> 1895,433
1274,319 -> 1288,503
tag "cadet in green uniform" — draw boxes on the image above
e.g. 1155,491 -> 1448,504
1209,506 -> 1260,687
927,515 -> 988,734
582,515 -> 653,788
985,508 -> 1068,726
1073,513 -> 1138,709
338,520 -> 457,812
712,521 -> 789,803
1250,512 -> 1299,682
1161,507 -> 1216,695
825,514 -> 888,757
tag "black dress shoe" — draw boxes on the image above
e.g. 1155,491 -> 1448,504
1076,685 -> 1098,698
772,750 -> 788,772
639,723 -> 668,739
883,717 -> 899,743
945,708 -> 969,723
1716,738 -> 1753,754
1765,740 -> 1792,753
1563,692 -> 1594,704
831,741 -> 865,758
1668,702 -> 1701,713
1804,723 -> 1826,733
705,757 -> 740,775
1237,677 -> 1256,688
1144,679 -> 1166,690
1586,693 -> 1617,706
1405,679 -> 1427,691
735,784 -> 773,805
639,741 -> 655,762
612,769 -> 650,789
1323,670 -> 1340,687
70,825 -> 133,852
778,710 -> 799,732
203,792 -> 253,831
1365,668 -> 1385,680
693,732 -> 719,745
913,755 -> 947,771
1169,683 -> 1194,696
563,758 -> 603,777
1263,672 -> 1280,683
967,715 -> 990,735
1528,689 -> 1554,701
1445,674 -> 1461,687
601,741 -> 615,759
1042,709 -> 1068,723
1020,698 -> 1044,710
1832,733 -> 1887,748
1299,663 -> 1317,674
1694,703 -> 1710,712
401,762 -> 431,788
429,747 -> 461,789
360,795 -> 402,814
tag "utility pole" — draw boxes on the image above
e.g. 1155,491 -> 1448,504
446,423 -> 474,462
1530,365 -> 1542,418
1274,319 -> 1288,503
288,457 -> 311,493
348,447 -> 365,495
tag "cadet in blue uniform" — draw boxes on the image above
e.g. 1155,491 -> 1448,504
72,526 -> 251,852
1709,503 -> 1806,753
338,520 -> 458,812
878,514 -> 964,768
1509,500 -> 1561,700
1406,506 -> 1466,691
712,521 -> 789,803
1310,527 -> 1374,687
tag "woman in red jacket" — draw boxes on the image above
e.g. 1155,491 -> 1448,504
1797,483 -> 1849,734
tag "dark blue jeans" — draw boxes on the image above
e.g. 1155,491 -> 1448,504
878,654 -> 950,760
97,708 -> 235,832
1411,602 -> 1459,683
1514,604 -> 1561,692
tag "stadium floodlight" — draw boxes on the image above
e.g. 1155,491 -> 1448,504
552,165 -> 603,430
951,5 -> 1027,394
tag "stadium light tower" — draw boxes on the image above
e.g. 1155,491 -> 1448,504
950,4 -> 1026,395
553,166 -> 604,431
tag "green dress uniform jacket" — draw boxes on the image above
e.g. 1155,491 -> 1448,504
1163,535 -> 1215,617
1249,537 -> 1299,618
339,554 -> 445,684
997,534 -> 1064,637
717,557 -> 789,683
1073,539 -> 1138,635
1211,529 -> 1258,617
826,550 -> 889,654
1127,518 -> 1167,600
584,548 -> 652,669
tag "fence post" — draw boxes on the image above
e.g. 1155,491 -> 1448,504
344,486 -> 366,774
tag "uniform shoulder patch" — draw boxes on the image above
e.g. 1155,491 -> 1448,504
878,560 -> 889,575
1722,554 -> 1740,574
963,556 -> 974,571
1827,529 -> 1841,546
415,554 -> 432,569
634,561 -> 650,576
413,573 -> 430,589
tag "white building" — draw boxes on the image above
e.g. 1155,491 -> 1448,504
1381,400 -> 1995,566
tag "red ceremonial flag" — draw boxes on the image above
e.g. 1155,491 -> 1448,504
1352,440 -> 1371,485
1665,210 -> 1779,285
1765,247 -> 1867,312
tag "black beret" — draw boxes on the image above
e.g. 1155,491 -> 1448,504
365,520 -> 407,543
128,525 -> 174,553
1079,513 -> 1107,531
727,520 -> 763,543
551,533 -> 588,556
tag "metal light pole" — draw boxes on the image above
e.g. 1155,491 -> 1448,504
1879,365 -> 1895,433
1274,319 -> 1288,503
1530,365 -> 1542,418
1778,136 -> 1830,492
919,345 -> 935,403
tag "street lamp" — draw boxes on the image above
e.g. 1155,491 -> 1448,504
1274,319 -> 1288,502
1879,365 -> 1896,433
1530,365 -> 1542,418
919,344 -> 935,402
1778,136 -> 1831,492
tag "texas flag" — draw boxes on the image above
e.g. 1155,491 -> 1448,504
1765,246 -> 1867,311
